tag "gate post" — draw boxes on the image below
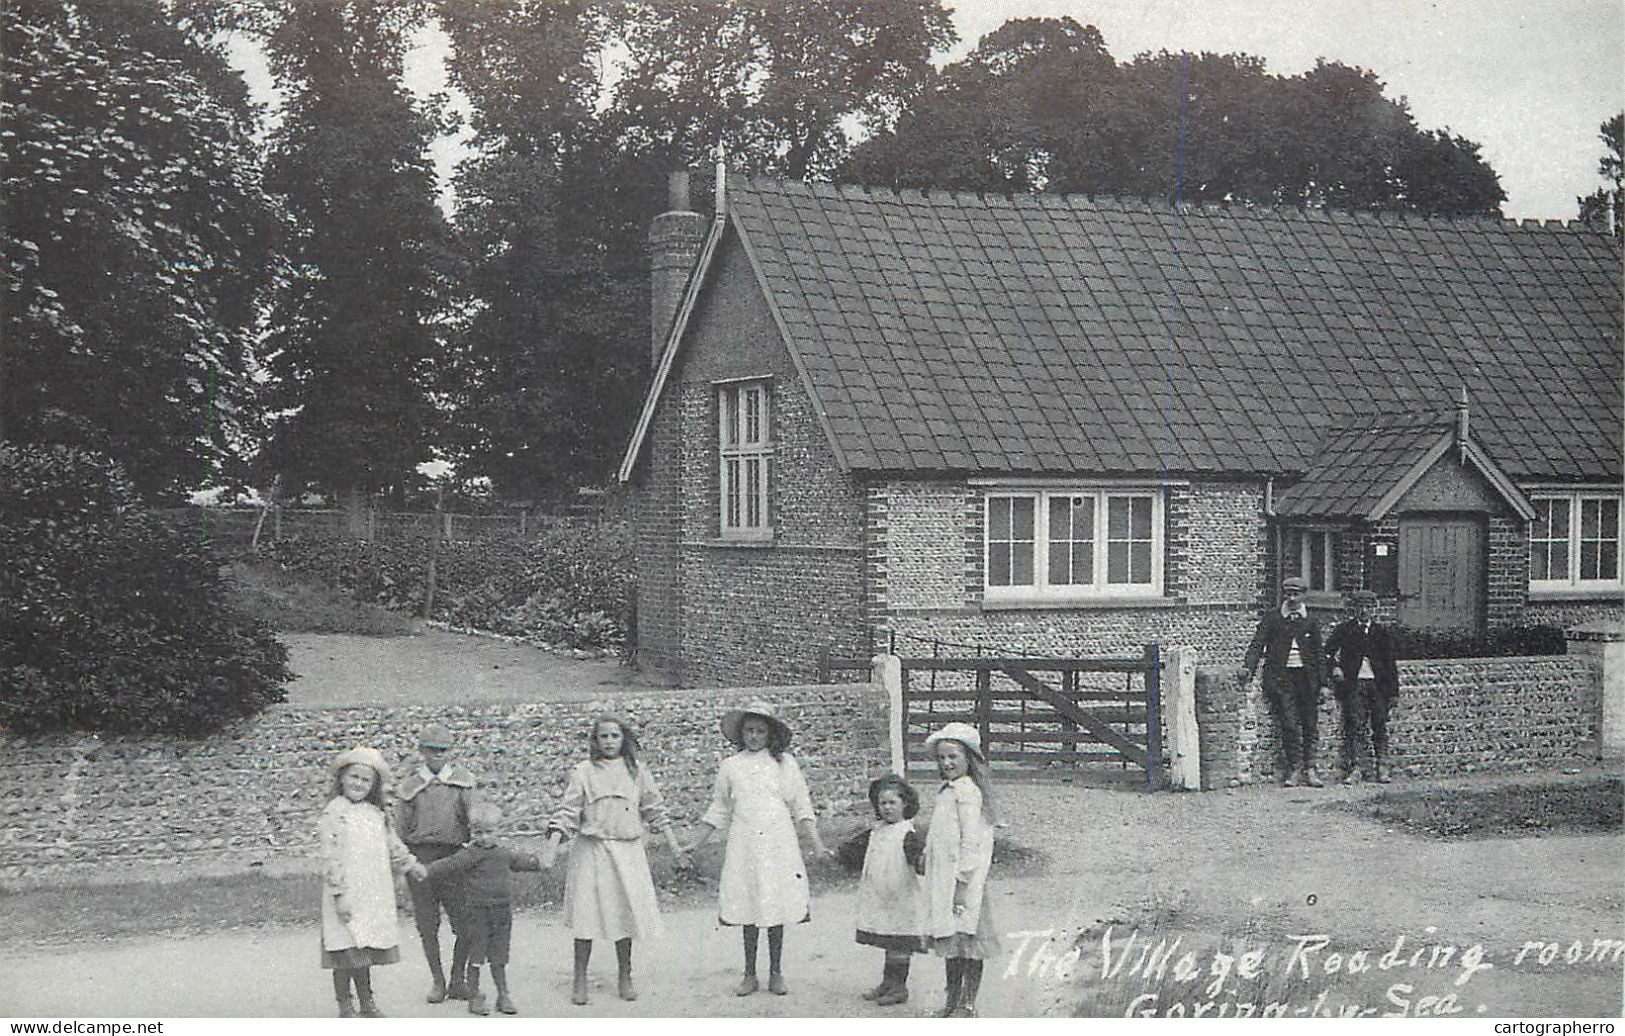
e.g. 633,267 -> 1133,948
1163,646 -> 1202,790
872,653 -> 905,775
1143,643 -> 1163,791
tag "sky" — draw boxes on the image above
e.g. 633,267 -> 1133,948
234,0 -> 1625,222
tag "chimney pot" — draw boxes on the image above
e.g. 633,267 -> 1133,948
668,170 -> 692,213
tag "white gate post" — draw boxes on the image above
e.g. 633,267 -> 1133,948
1164,646 -> 1203,790
873,653 -> 905,775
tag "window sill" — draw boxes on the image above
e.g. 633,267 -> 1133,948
980,595 -> 1185,612
1528,585 -> 1625,603
704,535 -> 775,549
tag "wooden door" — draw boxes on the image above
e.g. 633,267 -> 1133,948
1397,515 -> 1484,632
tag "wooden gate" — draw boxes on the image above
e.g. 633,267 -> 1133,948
825,646 -> 1165,789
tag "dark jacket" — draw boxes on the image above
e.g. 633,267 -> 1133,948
1324,618 -> 1400,700
1242,609 -> 1326,687
423,842 -> 542,906
395,763 -> 479,848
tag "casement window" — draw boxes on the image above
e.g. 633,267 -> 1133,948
1283,527 -> 1340,592
984,489 -> 1163,599
1530,492 -> 1621,588
718,380 -> 772,539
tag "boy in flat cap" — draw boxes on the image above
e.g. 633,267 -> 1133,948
1325,589 -> 1400,783
1238,576 -> 1328,787
397,722 -> 480,1002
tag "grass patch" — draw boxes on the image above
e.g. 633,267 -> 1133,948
1347,776 -> 1622,838
224,561 -> 417,636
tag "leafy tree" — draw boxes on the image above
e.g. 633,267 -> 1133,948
0,0 -> 275,500
0,443 -> 291,735
437,0 -> 644,498
1578,112 -> 1623,241
843,17 -> 1505,216
257,0 -> 456,511
608,0 -> 956,179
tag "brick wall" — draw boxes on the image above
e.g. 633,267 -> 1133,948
1195,655 -> 1601,787
0,683 -> 886,886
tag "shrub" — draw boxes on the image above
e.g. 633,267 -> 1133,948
0,445 -> 291,735
1391,624 -> 1568,660
263,518 -> 633,649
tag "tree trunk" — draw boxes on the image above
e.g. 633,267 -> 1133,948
342,485 -> 369,539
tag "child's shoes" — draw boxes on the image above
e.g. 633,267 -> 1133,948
571,974 -> 590,1006
427,978 -> 448,1004
876,985 -> 909,1006
767,972 -> 788,996
357,997 -> 384,1018
336,996 -> 356,1019
495,993 -> 517,1015
861,982 -> 889,1001
446,978 -> 472,1001
467,994 -> 489,1016
618,972 -> 637,1001
734,974 -> 759,996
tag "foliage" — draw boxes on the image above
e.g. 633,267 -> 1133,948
842,17 -> 1505,216
264,520 -> 633,649
255,0 -> 458,506
223,561 -> 417,636
0,444 -> 291,735
0,0 -> 276,500
1391,625 -> 1568,660
1353,777 -> 1621,838
1577,112 -> 1623,241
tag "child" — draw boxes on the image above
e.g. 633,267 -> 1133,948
396,723 -> 479,1003
922,723 -> 1000,1018
854,773 -> 925,1007
685,701 -> 834,997
543,715 -> 689,1006
317,747 -> 427,1018
422,802 -> 542,1016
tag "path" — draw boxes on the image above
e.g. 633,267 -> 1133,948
281,629 -> 666,705
3,780 -> 1621,1017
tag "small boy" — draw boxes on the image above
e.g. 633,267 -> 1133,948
423,802 -> 543,1015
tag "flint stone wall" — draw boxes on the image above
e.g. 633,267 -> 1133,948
0,682 -> 886,887
1194,655 -> 1601,788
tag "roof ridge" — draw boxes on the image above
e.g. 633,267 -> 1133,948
728,170 -> 1611,235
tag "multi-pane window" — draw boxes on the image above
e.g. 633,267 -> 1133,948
1530,493 -> 1621,588
985,489 -> 1162,598
719,381 -> 771,538
1283,528 -> 1340,592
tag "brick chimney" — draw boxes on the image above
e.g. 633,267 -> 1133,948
648,171 -> 706,368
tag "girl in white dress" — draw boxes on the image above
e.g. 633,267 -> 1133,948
687,701 -> 834,997
922,723 -> 1000,1017
853,773 -> 925,1007
543,715 -> 689,1006
317,747 -> 427,1017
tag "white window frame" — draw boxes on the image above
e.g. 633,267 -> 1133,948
1285,526 -> 1340,593
717,379 -> 772,541
983,488 -> 1164,601
1529,491 -> 1622,590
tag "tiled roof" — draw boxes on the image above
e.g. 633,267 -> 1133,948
1273,410 -> 1451,519
726,175 -> 1622,481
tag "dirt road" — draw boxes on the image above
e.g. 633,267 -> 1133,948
3,780 -> 1620,1018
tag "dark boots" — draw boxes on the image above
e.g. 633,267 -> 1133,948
938,958 -> 965,1017
353,968 -> 382,1018
465,965 -> 488,1016
616,938 -> 636,1001
875,957 -> 911,1006
333,970 -> 355,1018
951,959 -> 983,1016
572,938 -> 592,1006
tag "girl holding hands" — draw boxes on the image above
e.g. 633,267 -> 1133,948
686,702 -> 834,996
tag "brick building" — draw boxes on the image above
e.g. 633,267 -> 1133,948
618,173 -> 1622,688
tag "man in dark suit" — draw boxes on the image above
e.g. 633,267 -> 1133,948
1324,589 -> 1401,784
1238,576 -> 1328,787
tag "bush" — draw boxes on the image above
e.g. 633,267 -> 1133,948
1392,624 -> 1568,660
264,519 -> 633,650
0,445 -> 292,735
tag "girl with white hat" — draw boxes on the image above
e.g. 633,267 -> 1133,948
317,747 -> 427,1017
685,701 -> 834,997
921,723 -> 1001,1017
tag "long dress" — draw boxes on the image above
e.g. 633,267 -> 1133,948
923,776 -> 1000,959
854,818 -> 925,953
701,749 -> 814,927
548,757 -> 670,941
317,796 -> 417,968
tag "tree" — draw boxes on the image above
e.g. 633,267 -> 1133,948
437,0 -> 644,498
1578,113 -> 1623,241
257,0 -> 456,511
1,0 -> 275,500
843,17 -> 1506,217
